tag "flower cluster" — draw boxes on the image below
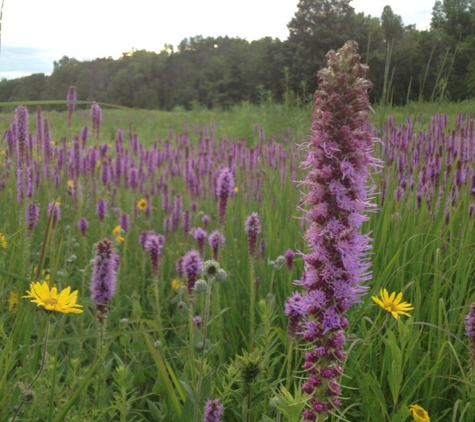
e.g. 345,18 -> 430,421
90,238 -> 117,315
285,41 -> 379,420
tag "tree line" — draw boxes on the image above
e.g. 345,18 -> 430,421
1,0 -> 474,110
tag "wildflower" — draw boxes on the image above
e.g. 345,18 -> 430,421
208,230 -> 225,260
171,279 -> 183,291
8,291 -> 18,312
113,225 -> 125,243
372,289 -> 414,320
23,281 -> 83,314
285,41 -> 379,420
0,232 -> 7,249
244,212 -> 261,257
47,200 -> 60,229
191,227 -> 207,256
96,198 -> 107,222
216,167 -> 235,225
144,234 -> 165,275
26,202 -> 40,237
77,217 -> 89,236
284,249 -> 295,270
409,404 -> 430,422
465,302 -> 475,372
193,315 -> 202,328
66,85 -> 77,126
203,398 -> 224,422
183,250 -> 203,293
90,101 -> 102,139
90,238 -> 117,313
120,213 -> 130,232
137,198 -> 148,211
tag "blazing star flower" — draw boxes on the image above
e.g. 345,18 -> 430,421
216,167 -> 235,225
78,217 -> 89,237
96,198 -> 107,222
90,238 -> 117,313
23,281 -> 83,314
183,250 -> 203,293
47,200 -> 61,229
113,225 -> 125,243
26,202 -> 40,237
245,212 -> 261,257
372,289 -> 414,320
203,398 -> 224,422
409,404 -> 430,422
137,198 -> 148,211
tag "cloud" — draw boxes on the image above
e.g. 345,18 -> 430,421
0,45 -> 56,79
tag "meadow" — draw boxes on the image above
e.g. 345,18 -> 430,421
1,93 -> 475,422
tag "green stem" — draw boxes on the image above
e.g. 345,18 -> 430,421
249,258 -> 256,341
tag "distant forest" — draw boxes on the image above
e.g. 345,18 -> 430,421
1,0 -> 475,109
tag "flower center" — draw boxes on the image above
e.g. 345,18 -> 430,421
384,303 -> 398,312
43,298 -> 58,306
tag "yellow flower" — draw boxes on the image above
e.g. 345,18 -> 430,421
8,291 -> 19,312
137,198 -> 148,211
96,160 -> 101,167
113,225 -> 125,243
171,279 -> 183,291
23,281 -> 83,314
67,180 -> 74,189
371,288 -> 414,320
409,404 -> 430,422
0,233 -> 7,249
234,186 -> 239,193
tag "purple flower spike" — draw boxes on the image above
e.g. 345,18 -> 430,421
465,303 -> 475,367
96,198 -> 107,222
66,85 -> 77,127
208,230 -> 225,260
285,41 -> 379,420
90,101 -> 102,139
183,250 -> 203,293
78,217 -> 89,236
203,398 -> 224,422
90,238 -> 117,315
15,105 -> 29,166
245,212 -> 261,257
26,202 -> 40,237
284,249 -> 295,270
120,213 -> 130,232
216,167 -> 235,225
191,227 -> 207,257
145,234 -> 165,275
47,201 -> 60,229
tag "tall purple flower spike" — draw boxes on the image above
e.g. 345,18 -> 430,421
285,41 -> 380,420
90,238 -> 117,315
216,167 -> 235,225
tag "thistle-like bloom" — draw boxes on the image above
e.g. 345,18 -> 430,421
244,212 -> 261,257
216,167 -> 235,225
285,41 -> 380,419
90,238 -> 117,312
409,404 -> 430,422
66,85 -> 77,127
203,398 -> 224,422
208,230 -> 225,260
26,202 -> 40,237
78,217 -> 89,236
47,200 -> 60,229
372,289 -> 414,320
23,281 -> 83,314
96,198 -> 107,222
183,250 -> 203,293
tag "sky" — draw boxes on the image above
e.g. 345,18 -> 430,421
0,0 -> 435,80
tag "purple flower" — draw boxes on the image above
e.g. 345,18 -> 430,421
26,202 -> 40,237
216,167 -> 235,225
78,217 -> 89,236
183,250 -> 203,293
120,213 -> 130,232
15,105 -> 29,166
208,230 -> 225,260
96,198 -> 107,222
244,212 -> 261,257
144,234 -> 165,275
285,41 -> 379,420
90,101 -> 102,139
47,201 -> 60,229
90,238 -> 117,314
191,227 -> 207,257
66,86 -> 77,126
284,249 -> 295,270
203,398 -> 224,422
202,214 -> 210,228
176,257 -> 184,278
193,315 -> 202,329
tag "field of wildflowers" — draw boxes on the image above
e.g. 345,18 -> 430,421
1,41 -> 475,422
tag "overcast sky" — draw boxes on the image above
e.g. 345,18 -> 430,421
0,0 -> 434,79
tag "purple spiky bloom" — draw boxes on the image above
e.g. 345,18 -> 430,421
202,214 -> 210,228
203,398 -> 224,422
285,41 -> 379,420
183,209 -> 191,234
15,105 -> 28,166
120,213 -> 130,232
284,249 -> 295,270
90,238 -> 117,315
139,230 -> 151,249
90,101 -> 102,139
244,212 -> 261,257
193,315 -> 202,328
47,201 -> 60,229
144,234 -> 165,275
191,227 -> 207,257
25,202 -> 40,237
183,250 -> 203,293
465,302 -> 475,371
66,86 -> 77,127
208,230 -> 225,260
176,257 -> 184,278
216,167 -> 234,225
96,198 -> 107,222
78,217 -> 89,236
